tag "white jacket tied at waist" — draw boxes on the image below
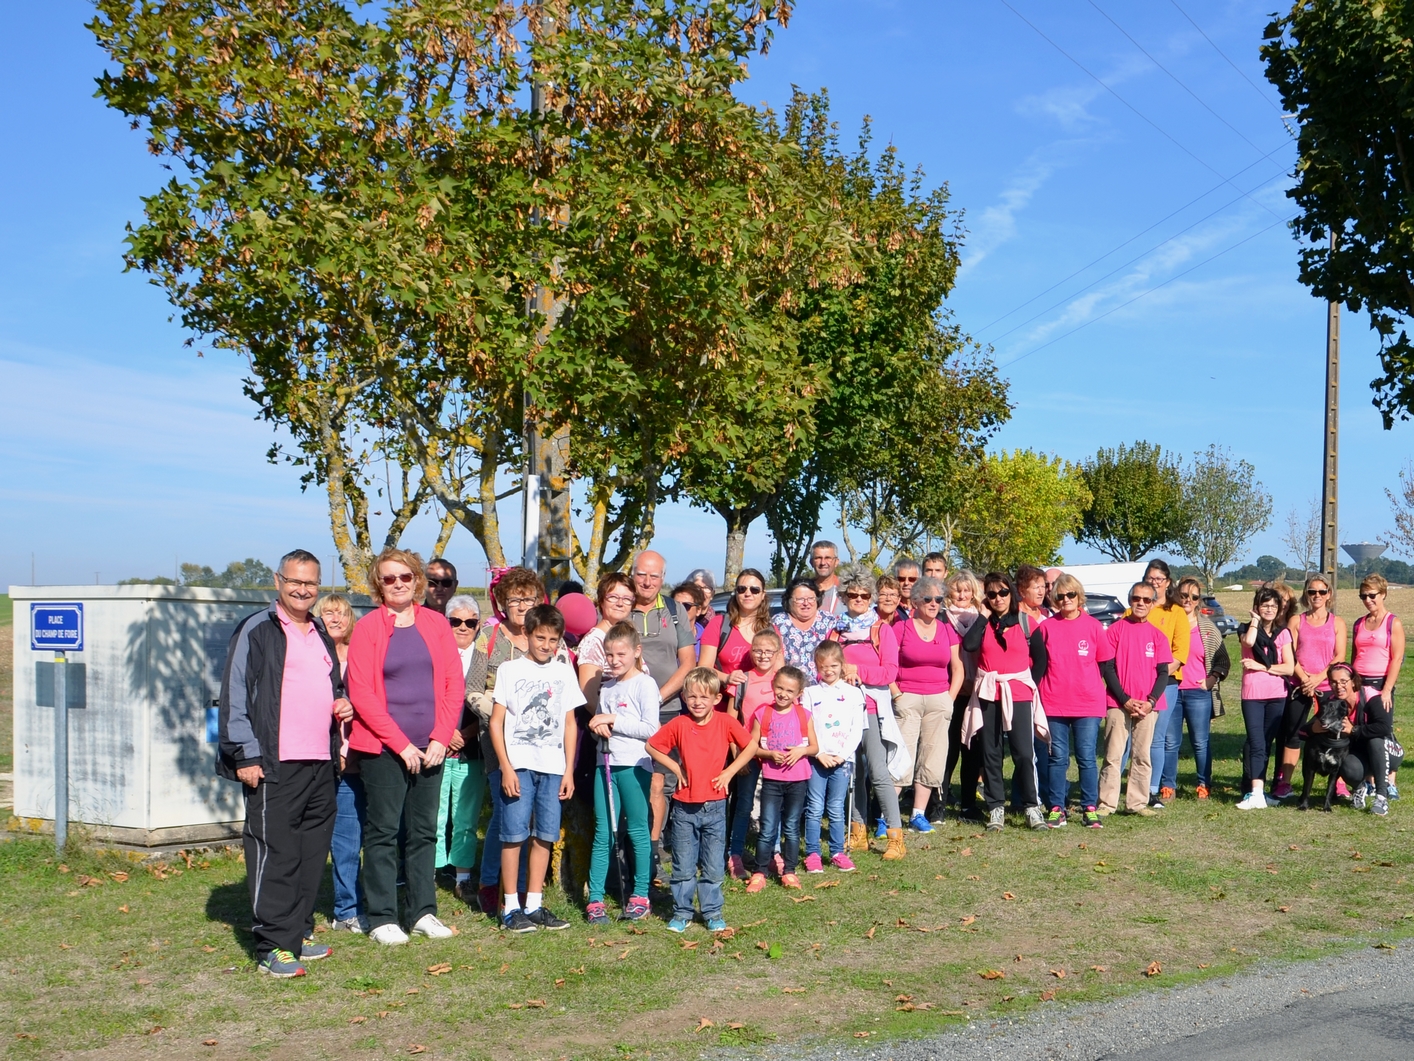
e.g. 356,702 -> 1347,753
961,669 -> 1050,748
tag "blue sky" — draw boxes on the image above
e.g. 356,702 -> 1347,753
2,0 -> 1410,591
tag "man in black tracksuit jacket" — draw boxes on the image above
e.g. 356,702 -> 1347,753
217,550 -> 351,976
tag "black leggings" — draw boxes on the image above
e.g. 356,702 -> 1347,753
1281,693 -> 1314,750
979,698 -> 1038,811
941,702 -> 980,809
1339,739 -> 1390,797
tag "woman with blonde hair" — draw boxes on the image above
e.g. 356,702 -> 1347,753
1272,575 -> 1345,800
314,593 -> 365,932
346,549 -> 464,944
1352,574 -> 1405,798
1167,577 -> 1228,800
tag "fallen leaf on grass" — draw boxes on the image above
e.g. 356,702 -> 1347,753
135,978 -> 152,986
740,918 -> 768,928
1002,995 -> 1015,1002
896,918 -> 909,927
896,1002 -> 915,1012
895,994 -> 913,1002
554,978 -> 566,987
865,926 -> 876,939
202,945 -> 217,953
202,1040 -> 218,1047
1040,990 -> 1056,1002
147,1026 -> 163,1035
76,875 -> 102,888
1144,961 -> 1163,977
694,1017 -> 714,1033
1050,969 -> 1066,979
681,940 -> 699,950
1277,906 -> 1291,913
791,895 -> 815,903
1289,844 -> 1300,851
109,872 -> 129,883
854,1032 -> 871,1038
526,999 -> 546,1008
1001,892 -> 1016,900
118,905 -> 129,914
966,875 -> 980,881
408,1046 -> 427,1055
979,970 -> 1005,980
507,1003 -> 524,1010
1198,964 -> 1210,969
59,943 -> 72,950
728,1022 -> 745,1030
1374,942 -> 1397,951
572,965 -> 584,974
617,948 -> 636,960
349,1016 -> 367,1024
1376,861 -> 1395,867
427,963 -> 453,976
1090,965 -> 1107,972
782,987 -> 805,994
960,915 -> 977,926
498,963 -> 509,974
405,988 -> 420,995
377,1011 -> 390,1019
813,880 -> 839,889
756,941 -> 770,950
14,1034 -> 37,1041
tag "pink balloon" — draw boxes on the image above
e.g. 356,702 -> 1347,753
556,592 -> 599,638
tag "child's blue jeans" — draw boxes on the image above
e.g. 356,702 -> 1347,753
804,760 -> 852,858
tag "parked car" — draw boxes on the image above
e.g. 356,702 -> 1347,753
1085,593 -> 1126,628
711,587 -> 787,617
1202,595 -> 1238,636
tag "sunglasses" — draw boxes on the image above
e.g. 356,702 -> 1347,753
844,591 -> 872,600
448,616 -> 479,629
1359,592 -> 1380,601
380,572 -> 415,586
1130,595 -> 1155,604
1054,591 -> 1079,602
984,589 -> 1010,600
898,575 -> 918,583
736,585 -> 764,596
1180,592 -> 1202,602
1308,588 -> 1329,597
917,595 -> 944,604
427,577 -> 456,589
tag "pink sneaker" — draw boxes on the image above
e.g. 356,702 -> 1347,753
1336,777 -> 1350,798
803,852 -> 824,874
772,852 -> 785,876
728,854 -> 749,881
1272,779 -> 1294,800
831,852 -> 856,872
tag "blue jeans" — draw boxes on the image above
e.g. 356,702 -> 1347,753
1150,684 -> 1180,794
479,768 -> 503,887
1046,716 -> 1100,810
729,759 -> 761,858
330,772 -> 366,922
756,778 -> 808,874
804,760 -> 852,858
1165,688 -> 1213,789
669,799 -> 727,922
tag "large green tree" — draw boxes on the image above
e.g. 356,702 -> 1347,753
1174,445 -> 1273,589
953,450 -> 1091,574
1263,1 -> 1414,425
1075,441 -> 1189,561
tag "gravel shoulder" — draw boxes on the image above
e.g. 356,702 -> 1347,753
773,941 -> 1414,1061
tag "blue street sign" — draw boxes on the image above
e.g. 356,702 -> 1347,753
31,603 -> 84,652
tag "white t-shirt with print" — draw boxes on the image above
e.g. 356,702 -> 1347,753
492,656 -> 587,775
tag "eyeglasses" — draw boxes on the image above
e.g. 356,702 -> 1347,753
1308,588 -> 1329,597
1179,592 -> 1202,602
792,596 -> 817,607
1359,592 -> 1380,601
505,595 -> 538,606
604,594 -> 634,606
1130,595 -> 1155,604
1054,591 -> 1079,602
844,591 -> 872,601
917,595 -> 944,604
1331,677 -> 1354,686
277,574 -> 320,591
736,585 -> 763,596
448,617 -> 479,629
984,589 -> 1010,600
380,572 -> 415,586
427,577 -> 456,589
898,575 -> 918,583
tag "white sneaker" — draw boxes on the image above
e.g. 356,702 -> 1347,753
411,914 -> 454,939
1235,792 -> 1267,811
368,923 -> 409,946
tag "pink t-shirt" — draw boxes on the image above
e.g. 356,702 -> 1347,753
1037,614 -> 1114,718
1179,623 -> 1208,691
1240,627 -> 1292,700
278,606 -> 335,761
738,669 -> 778,729
1106,617 -> 1175,708
757,703 -> 813,782
895,618 -> 959,695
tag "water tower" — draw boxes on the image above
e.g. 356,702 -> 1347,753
1341,541 -> 1386,582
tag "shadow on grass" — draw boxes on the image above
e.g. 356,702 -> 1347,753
204,878 -> 257,957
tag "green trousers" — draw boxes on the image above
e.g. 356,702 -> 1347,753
589,763 -> 653,903
435,756 -> 486,870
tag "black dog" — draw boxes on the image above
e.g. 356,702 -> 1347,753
1297,693 -> 1351,812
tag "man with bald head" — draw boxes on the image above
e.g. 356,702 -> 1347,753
631,549 -> 698,882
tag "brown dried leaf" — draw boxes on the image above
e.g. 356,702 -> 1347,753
896,1002 -> 915,1012
118,905 -> 129,914
1090,965 -> 1107,972
728,1022 -> 745,1030
507,1003 -> 524,1010
715,926 -> 736,939
966,874 -> 981,881
979,970 -> 1005,980
526,999 -> 546,1008
554,978 -> 566,987
617,947 -> 636,960
791,895 -> 815,903
694,1017 -> 714,1033
1050,968 -> 1066,978
854,1031 -> 871,1038
147,1026 -> 163,1035
1040,989 -> 1056,1001
109,872 -> 129,883
405,988 -> 420,995
202,1040 -> 218,1047
960,847 -> 972,856
960,915 -> 977,926
202,945 -> 216,953
681,940 -> 699,950
409,1046 -> 427,1055
58,943 -> 72,950
865,926 -> 876,939
1144,961 -> 1163,977
782,987 -> 805,994
813,879 -> 839,889
349,1016 -> 367,1024
1277,906 -> 1291,913
894,994 -> 913,1002
426,962 -> 453,976
756,941 -> 770,950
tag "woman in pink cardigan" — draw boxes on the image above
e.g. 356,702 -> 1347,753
347,548 -> 463,946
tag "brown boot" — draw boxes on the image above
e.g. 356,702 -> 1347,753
881,827 -> 907,861
847,820 -> 868,852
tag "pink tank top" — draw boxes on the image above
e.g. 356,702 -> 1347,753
1295,613 -> 1338,692
1353,613 -> 1395,679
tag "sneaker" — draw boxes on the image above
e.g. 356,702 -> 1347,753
1372,794 -> 1390,817
1235,792 -> 1268,811
300,940 -> 332,961
623,896 -> 651,921
527,907 -> 569,931
501,909 -> 538,934
874,817 -> 889,839
779,873 -> 802,890
830,853 -> 857,872
1082,807 -> 1103,829
986,807 -> 1005,832
452,879 -> 478,906
909,812 -> 935,834
1159,786 -> 1177,802
368,923 -> 409,946
772,852 -> 786,876
585,901 -> 610,926
803,852 -> 824,874
257,948 -> 306,978
1127,806 -> 1159,817
329,916 -> 366,934
728,854 -> 749,881
666,918 -> 689,933
1046,807 -> 1067,829
1025,806 -> 1047,830
479,885 -> 500,916
1351,784 -> 1368,811
1335,777 -> 1350,798
1388,784 -> 1400,801
1271,779 -> 1293,800
411,914 -> 454,939
1195,785 -> 1209,800
745,873 -> 767,894
707,917 -> 729,932
1148,796 -> 1165,810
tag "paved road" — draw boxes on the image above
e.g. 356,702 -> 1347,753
774,943 -> 1414,1061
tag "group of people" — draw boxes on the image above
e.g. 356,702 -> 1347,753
217,542 -> 1404,977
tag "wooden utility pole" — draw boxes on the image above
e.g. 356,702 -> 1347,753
521,5 -> 574,587
1319,230 -> 1339,588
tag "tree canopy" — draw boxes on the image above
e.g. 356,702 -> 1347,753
1075,441 -> 1188,562
953,450 -> 1090,574
1174,445 -> 1273,589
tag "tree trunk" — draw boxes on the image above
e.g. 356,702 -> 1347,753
433,505 -> 457,558
723,522 -> 748,587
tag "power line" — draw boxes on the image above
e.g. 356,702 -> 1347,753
997,214 -> 1293,369
996,0 -> 1285,222
1087,0 -> 1270,157
986,166 -> 1289,346
1169,0 -> 1286,116
974,141 -> 1290,337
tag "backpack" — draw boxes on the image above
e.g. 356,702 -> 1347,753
827,620 -> 883,656
758,701 -> 811,750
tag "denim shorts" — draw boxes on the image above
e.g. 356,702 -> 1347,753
495,768 -> 563,844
